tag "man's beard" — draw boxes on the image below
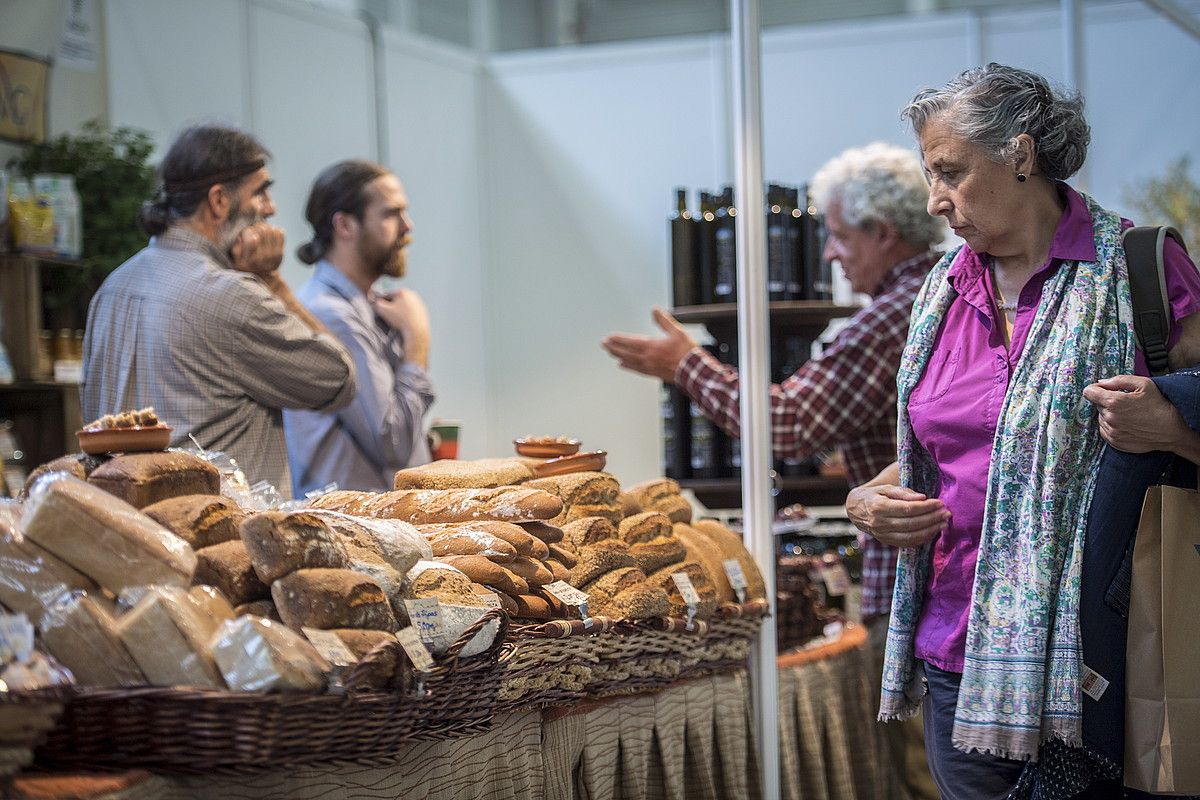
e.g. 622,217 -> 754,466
218,196 -> 261,254
363,236 -> 408,279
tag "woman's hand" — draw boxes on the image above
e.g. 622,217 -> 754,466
846,482 -> 949,548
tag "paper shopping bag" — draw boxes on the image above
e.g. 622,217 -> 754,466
1124,484 -> 1200,794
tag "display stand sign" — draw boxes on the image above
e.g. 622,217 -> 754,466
0,50 -> 48,144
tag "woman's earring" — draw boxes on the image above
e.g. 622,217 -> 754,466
1017,173 -> 1028,182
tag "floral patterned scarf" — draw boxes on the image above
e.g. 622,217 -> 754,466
879,194 -> 1135,761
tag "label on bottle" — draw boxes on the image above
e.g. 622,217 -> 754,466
395,626 -> 435,672
403,598 -> 443,644
723,559 -> 749,604
302,627 -> 358,668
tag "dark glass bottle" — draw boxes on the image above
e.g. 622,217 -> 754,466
767,184 -> 788,301
662,385 -> 692,479
696,191 -> 717,306
785,187 -> 804,300
669,188 -> 697,308
802,184 -> 832,300
712,186 -> 737,304
689,400 -> 717,479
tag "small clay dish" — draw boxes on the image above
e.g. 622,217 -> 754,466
77,424 -> 172,455
514,436 -> 582,459
532,450 -> 607,478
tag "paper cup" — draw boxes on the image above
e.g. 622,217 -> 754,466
429,420 -> 462,460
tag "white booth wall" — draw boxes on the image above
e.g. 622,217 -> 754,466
102,0 -> 1200,485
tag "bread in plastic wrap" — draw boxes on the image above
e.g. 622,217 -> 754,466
208,616 -> 331,692
21,473 -> 196,594
0,650 -> 74,690
304,510 -> 429,575
0,506 -> 98,625
115,586 -> 225,688
40,593 -> 146,687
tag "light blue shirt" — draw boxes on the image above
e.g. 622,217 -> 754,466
284,261 -> 434,497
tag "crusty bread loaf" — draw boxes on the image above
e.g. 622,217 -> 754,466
311,487 -> 563,524
647,560 -> 719,620
239,511 -> 350,584
439,555 -> 529,595
653,495 -> 693,524
393,458 -> 534,490
343,542 -> 405,601
208,616 -> 330,692
116,587 -> 225,688
87,451 -> 220,509
40,594 -> 145,687
22,453 -> 107,497
560,517 -> 618,551
421,527 -> 518,561
547,543 -> 578,569
272,568 -> 397,632
672,523 -> 731,603
546,558 -> 571,584
509,593 -> 555,620
23,473 -> 196,593
194,540 -> 270,605
582,565 -> 646,597
403,560 -> 482,606
617,491 -> 643,518
330,628 -> 396,659
626,479 -> 692,523
0,514 -> 97,624
419,521 -> 546,559
505,557 -> 554,587
569,540 -> 636,588
618,512 -> 674,544
516,520 -> 564,544
604,584 -> 671,620
524,472 -> 620,507
556,503 -> 624,527
143,495 -> 245,550
306,510 -> 430,575
629,536 -> 687,575
688,519 -> 766,601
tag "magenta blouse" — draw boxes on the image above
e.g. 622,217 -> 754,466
907,186 -> 1200,672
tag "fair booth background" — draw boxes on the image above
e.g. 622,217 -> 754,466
4,0 -> 1199,486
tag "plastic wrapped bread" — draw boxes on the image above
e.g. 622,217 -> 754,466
40,593 -> 146,687
115,586 -> 225,688
0,510 -> 98,625
239,511 -> 351,584
21,473 -> 196,593
305,510 -> 430,574
208,616 -> 331,692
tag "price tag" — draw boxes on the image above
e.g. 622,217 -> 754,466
1081,665 -> 1110,701
403,598 -> 443,645
821,563 -> 852,597
0,614 -> 33,665
301,627 -> 357,668
395,627 -> 435,673
723,559 -> 749,604
671,572 -> 701,624
544,580 -> 591,619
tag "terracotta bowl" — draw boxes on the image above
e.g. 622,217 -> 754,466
77,424 -> 172,455
531,450 -> 607,478
513,436 -> 582,459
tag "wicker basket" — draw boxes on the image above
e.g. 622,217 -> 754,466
17,609 -> 510,775
497,617 -> 616,709
0,687 -> 67,777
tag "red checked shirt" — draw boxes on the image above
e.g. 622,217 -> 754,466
674,252 -> 937,620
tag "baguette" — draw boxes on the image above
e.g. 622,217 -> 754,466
438,555 -> 529,595
505,557 -> 554,587
422,521 -> 549,560
516,520 -> 564,544
547,543 -> 578,569
421,527 -> 519,561
87,451 -> 220,509
311,487 -> 563,524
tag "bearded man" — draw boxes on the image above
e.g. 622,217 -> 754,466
82,124 -> 355,495
283,160 -> 435,496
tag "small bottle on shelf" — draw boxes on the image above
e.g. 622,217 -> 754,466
669,188 -> 698,308
712,186 -> 737,304
696,191 -> 717,306
766,184 -> 788,301
785,187 -> 804,300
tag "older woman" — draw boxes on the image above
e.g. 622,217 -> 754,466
847,63 -> 1200,798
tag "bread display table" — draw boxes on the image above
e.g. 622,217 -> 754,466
8,627 -> 880,800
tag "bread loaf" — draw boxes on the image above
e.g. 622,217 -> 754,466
617,491 -> 643,518
569,540 -> 636,588
556,503 -> 624,527
629,536 -> 687,575
439,555 -> 529,595
0,514 -> 97,624
524,472 -> 620,507
235,600 -> 279,621
23,473 -> 196,593
194,540 -> 270,605
311,487 -> 563,524
510,593 -> 554,620
343,543 -> 404,601
272,568 -> 397,632
647,561 -> 719,620
688,519 -> 767,601
517,520 -> 564,544
330,628 -> 396,659
116,587 -> 225,688
306,510 -> 430,574
423,521 -> 549,560
188,585 -> 237,628
87,451 -> 220,509
582,565 -> 646,598
239,511 -> 350,584
604,584 -> 671,620
404,560 -> 484,606
22,453 -> 107,497
626,479 -> 692,523
208,616 -> 330,692
560,517 -> 617,551
546,558 -> 571,584
547,543 -> 578,569
618,512 -> 673,544
143,495 -> 245,549
393,458 -> 534,490
40,594 -> 146,687
505,557 -> 554,587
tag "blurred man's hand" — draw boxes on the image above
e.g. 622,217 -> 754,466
601,307 -> 697,383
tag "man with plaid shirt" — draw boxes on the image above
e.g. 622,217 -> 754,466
604,143 -> 944,800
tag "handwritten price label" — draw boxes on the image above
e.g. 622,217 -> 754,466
395,627 -> 434,672
403,598 -> 443,644
723,559 -> 749,603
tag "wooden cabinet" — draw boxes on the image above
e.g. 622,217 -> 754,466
669,301 -> 861,510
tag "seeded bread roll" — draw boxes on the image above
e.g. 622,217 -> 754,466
23,473 -> 196,593
40,594 -> 145,687
560,517 -> 617,551
523,472 -> 620,507
516,521 -> 564,544
194,540 -> 270,606
393,458 -> 535,490
310,487 -> 563,524
653,494 -> 693,524
143,495 -> 245,550
306,510 -> 430,575
209,616 -> 330,692
625,478 -> 680,505
330,628 -> 396,659
605,584 -> 671,620
629,535 -> 688,575
547,543 -> 578,569
617,491 -> 643,518
0,514 -> 97,624
272,568 -> 397,632
87,451 -> 220,509
239,511 -> 350,584
505,556 -> 554,587
420,527 -> 518,561
688,519 -> 767,601
557,503 -> 624,527
647,561 -> 720,620
582,565 -> 646,598
235,600 -> 280,621
618,512 -> 674,545
438,555 -> 529,595
570,540 -> 636,588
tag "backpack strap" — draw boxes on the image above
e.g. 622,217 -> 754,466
1122,226 -> 1184,377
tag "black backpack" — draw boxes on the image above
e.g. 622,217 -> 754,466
1123,225 -> 1189,376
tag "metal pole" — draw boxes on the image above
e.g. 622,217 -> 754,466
1061,0 -> 1088,190
1140,0 -> 1200,41
729,1 -> 779,798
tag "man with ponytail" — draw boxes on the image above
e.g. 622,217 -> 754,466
284,160 -> 434,496
81,124 -> 356,496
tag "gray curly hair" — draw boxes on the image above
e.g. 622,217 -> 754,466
810,141 -> 946,248
902,62 -> 1090,181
